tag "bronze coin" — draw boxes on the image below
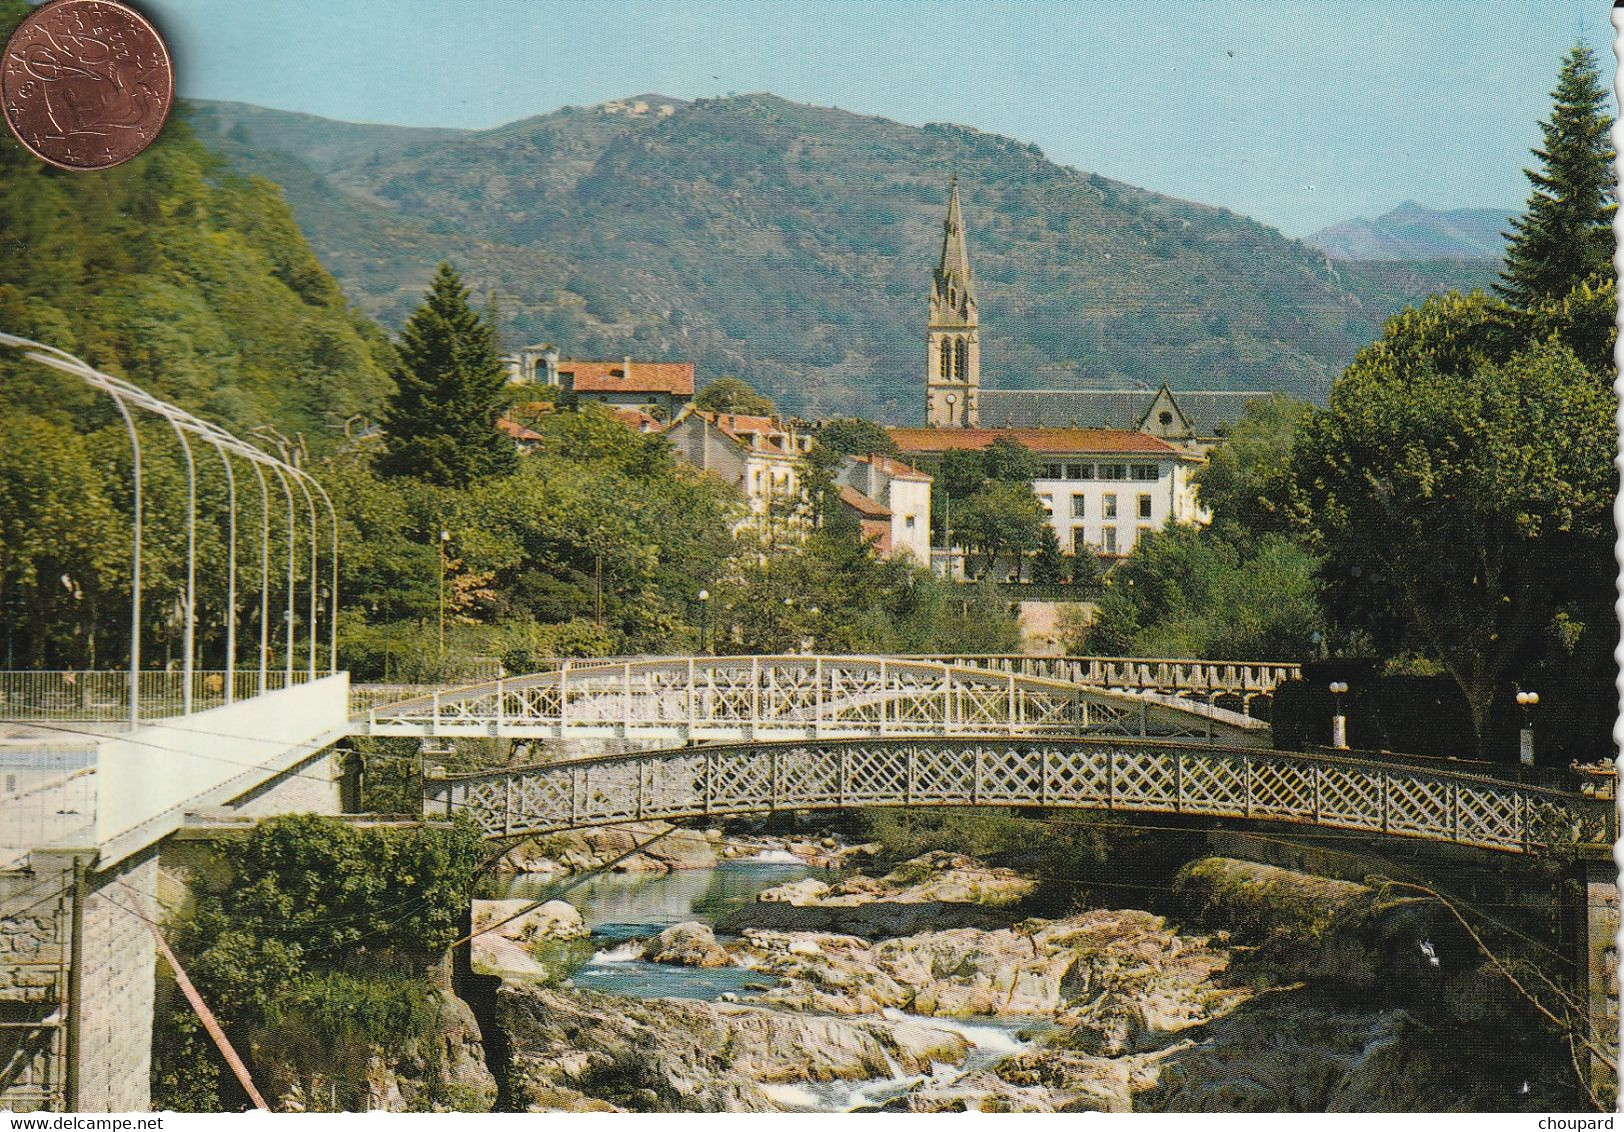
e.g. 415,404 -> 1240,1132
1,0 -> 173,171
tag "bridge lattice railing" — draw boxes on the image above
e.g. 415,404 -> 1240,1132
426,737 -> 1616,857
363,656 -> 1267,743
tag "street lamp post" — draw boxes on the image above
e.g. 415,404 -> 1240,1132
698,589 -> 710,655
1328,681 -> 1350,749
1515,690 -> 1539,766
438,530 -> 451,660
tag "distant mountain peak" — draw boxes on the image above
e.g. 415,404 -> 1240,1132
1306,201 -> 1514,261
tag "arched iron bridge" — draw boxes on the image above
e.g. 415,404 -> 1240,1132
426,736 -> 1615,858
356,655 -> 1272,744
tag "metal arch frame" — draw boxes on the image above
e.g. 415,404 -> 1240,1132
427,736 -> 1618,858
0,334 -> 340,721
366,652 -> 1304,705
363,655 -> 1272,743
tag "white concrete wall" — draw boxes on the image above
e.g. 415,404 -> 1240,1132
95,675 -> 348,862
1032,456 -> 1203,557
888,477 -> 932,564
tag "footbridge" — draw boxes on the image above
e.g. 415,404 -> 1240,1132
426,736 -> 1615,858
0,337 -> 352,1113
355,655 -> 1271,745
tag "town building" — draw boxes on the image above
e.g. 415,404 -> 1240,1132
504,344 -> 695,420
833,453 -> 933,563
889,427 -> 1205,559
836,485 -> 894,554
663,408 -> 813,526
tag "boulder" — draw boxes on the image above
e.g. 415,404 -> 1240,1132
507,822 -> 720,874
473,898 -> 587,943
644,921 -> 732,968
496,984 -> 969,1112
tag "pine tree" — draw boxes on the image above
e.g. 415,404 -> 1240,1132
1496,44 -> 1617,308
379,263 -> 518,486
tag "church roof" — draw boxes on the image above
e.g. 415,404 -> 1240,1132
976,388 -> 1267,434
887,427 -> 1193,458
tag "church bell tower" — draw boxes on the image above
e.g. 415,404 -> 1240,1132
925,176 -> 980,428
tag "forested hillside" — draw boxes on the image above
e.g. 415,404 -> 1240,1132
0,11 -> 394,444
188,95 -> 1494,422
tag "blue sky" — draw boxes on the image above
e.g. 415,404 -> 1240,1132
135,0 -> 1614,236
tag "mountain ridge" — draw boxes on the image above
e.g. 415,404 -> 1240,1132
1305,201 -> 1512,261
185,94 -> 1501,422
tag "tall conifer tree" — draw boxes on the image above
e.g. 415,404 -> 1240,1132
1496,44 -> 1617,308
380,263 -> 518,486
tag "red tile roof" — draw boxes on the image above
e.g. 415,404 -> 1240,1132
496,418 -> 544,443
848,452 -> 931,482
887,427 -> 1189,457
695,411 -> 796,456
560,360 -> 696,395
609,407 -> 661,432
837,484 -> 891,518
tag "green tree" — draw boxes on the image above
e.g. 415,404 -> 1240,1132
379,263 -> 518,487
815,417 -> 898,459
983,436 -> 1039,484
1081,525 -> 1323,660
1292,340 -> 1614,753
693,376 -> 775,416
955,479 -> 1048,578
1193,393 -> 1312,539
1496,44 -> 1617,308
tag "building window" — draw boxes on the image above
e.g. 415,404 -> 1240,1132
939,338 -> 951,378
1070,494 -> 1086,518
1072,527 -> 1088,553
1103,494 -> 1117,519
1138,493 -> 1152,519
1103,528 -> 1118,554
1038,494 -> 1054,513
1132,464 -> 1159,481
954,336 -> 967,379
905,516 -> 916,529
948,285 -> 956,308
1100,463 -> 1127,481
1158,410 -> 1174,426
1041,463 -> 1063,480
1065,462 -> 1083,479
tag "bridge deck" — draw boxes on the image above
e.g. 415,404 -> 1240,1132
359,656 -> 1270,745
428,736 -> 1615,858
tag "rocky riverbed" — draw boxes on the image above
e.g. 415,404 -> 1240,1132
459,839 -> 1579,1113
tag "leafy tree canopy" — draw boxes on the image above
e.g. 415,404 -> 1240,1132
814,417 -> 898,459
1292,338 -> 1614,752
1079,525 -> 1324,661
693,376 -> 775,416
1193,393 -> 1313,538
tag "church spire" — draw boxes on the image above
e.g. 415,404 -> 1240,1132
924,176 -> 980,428
935,174 -> 975,302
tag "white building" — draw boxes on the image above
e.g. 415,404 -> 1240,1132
663,408 -> 813,528
833,453 -> 933,564
888,427 -> 1207,560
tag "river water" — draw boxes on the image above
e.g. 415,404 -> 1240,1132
499,853 -> 1039,1112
